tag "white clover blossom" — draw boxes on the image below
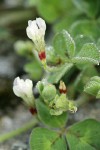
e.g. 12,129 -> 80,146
26,18 -> 46,51
13,77 -> 34,107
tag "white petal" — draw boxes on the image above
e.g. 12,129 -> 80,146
13,86 -> 23,98
13,77 -> 34,107
36,18 -> 46,31
25,79 -> 33,88
26,21 -> 39,40
13,77 -> 20,86
25,79 -> 33,93
26,18 -> 46,50
26,27 -> 33,40
28,20 -> 32,26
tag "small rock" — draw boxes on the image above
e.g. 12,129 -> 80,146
11,142 -> 28,150
0,56 -> 17,78
1,116 -> 13,131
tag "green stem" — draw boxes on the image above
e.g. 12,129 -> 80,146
0,118 -> 39,143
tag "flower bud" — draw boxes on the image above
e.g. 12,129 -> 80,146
36,81 -> 44,95
49,94 -> 69,115
55,94 -> 69,110
13,77 -> 34,108
59,81 -> 67,94
49,95 -> 77,115
42,84 -> 56,102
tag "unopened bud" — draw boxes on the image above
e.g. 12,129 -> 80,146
55,94 -> 68,110
59,81 -> 67,94
49,94 -> 69,115
42,84 -> 56,102
36,81 -> 44,95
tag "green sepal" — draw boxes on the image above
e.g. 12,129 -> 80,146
42,84 -> 57,103
36,81 -> 44,95
49,94 -> 69,116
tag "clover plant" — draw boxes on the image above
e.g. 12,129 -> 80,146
12,17 -> 100,150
